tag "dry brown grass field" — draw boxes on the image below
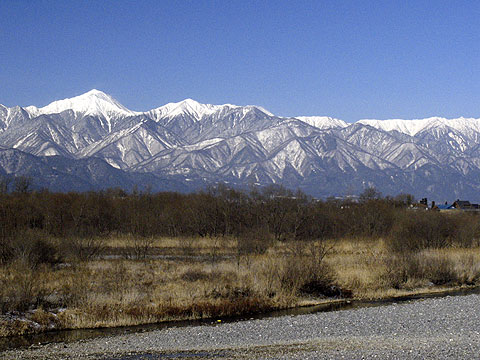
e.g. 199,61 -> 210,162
1,235 -> 479,337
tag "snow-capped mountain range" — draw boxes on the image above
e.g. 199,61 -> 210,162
1,89 -> 480,201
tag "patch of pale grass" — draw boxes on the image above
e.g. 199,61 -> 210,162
3,237 -> 480,336
419,247 -> 480,285
103,235 -> 238,256
324,238 -> 387,298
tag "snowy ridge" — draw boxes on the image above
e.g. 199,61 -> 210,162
147,98 -> 273,122
357,117 -> 480,136
147,99 -> 227,121
296,116 -> 348,130
251,106 -> 274,117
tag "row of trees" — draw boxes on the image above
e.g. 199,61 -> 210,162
0,184 -> 418,241
0,182 -> 479,253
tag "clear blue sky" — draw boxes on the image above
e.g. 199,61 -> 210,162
1,0 -> 479,122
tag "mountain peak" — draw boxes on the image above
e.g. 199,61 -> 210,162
29,89 -> 137,119
180,98 -> 201,106
148,99 -> 228,121
296,116 -> 348,130
84,88 -> 107,96
148,98 -> 275,121
176,98 -> 215,114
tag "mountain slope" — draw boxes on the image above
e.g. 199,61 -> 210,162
0,148 -> 188,193
1,90 -> 480,201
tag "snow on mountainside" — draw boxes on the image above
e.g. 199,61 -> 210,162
147,99 -> 224,121
25,89 -> 139,121
147,98 -> 273,122
147,99 -> 232,121
296,116 -> 348,130
1,89 -> 480,200
358,117 -> 480,136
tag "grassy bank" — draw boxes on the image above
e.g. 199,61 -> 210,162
1,235 -> 479,337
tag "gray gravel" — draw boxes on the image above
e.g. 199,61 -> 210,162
3,294 -> 480,359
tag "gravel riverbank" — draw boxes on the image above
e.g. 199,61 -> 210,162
3,293 -> 480,359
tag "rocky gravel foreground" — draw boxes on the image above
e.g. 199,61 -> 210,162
3,294 -> 480,359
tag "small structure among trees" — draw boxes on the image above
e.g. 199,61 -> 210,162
452,199 -> 480,211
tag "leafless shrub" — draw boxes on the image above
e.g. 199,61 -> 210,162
380,254 -> 422,289
380,252 -> 460,289
0,230 -> 60,268
0,236 -> 14,265
121,236 -> 155,260
387,211 -> 454,252
456,254 -> 480,284
208,236 -> 223,264
236,227 -> 272,261
278,241 -> 338,297
58,265 -> 90,307
0,261 -> 41,312
97,261 -> 129,301
423,256 -> 458,285
451,214 -> 480,247
60,236 -> 104,261
179,237 -> 196,257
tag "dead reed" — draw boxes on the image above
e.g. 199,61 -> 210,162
1,235 -> 480,337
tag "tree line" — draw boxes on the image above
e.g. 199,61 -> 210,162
0,182 -> 478,250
